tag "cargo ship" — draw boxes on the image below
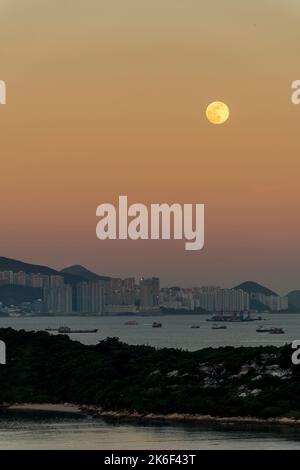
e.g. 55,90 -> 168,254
46,326 -> 98,334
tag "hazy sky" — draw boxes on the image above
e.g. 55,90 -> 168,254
0,0 -> 299,293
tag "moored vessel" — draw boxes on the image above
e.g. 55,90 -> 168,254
269,327 -> 285,335
256,325 -> 272,333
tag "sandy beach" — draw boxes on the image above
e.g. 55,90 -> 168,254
7,403 -> 82,414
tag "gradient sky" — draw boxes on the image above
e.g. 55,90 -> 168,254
0,0 -> 299,293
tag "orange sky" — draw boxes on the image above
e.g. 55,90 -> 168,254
0,0 -> 299,293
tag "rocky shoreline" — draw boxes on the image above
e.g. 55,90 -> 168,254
80,405 -> 300,427
2,403 -> 300,428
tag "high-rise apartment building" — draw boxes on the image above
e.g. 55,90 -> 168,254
140,277 -> 160,307
251,293 -> 288,312
0,270 -> 14,285
108,277 -> 136,305
44,285 -> 73,314
29,273 -> 50,289
76,281 -> 105,314
194,288 -> 249,312
49,275 -> 65,288
13,270 -> 28,286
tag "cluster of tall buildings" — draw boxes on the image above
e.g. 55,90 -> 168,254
251,293 -> 288,312
0,270 -> 105,314
0,270 -> 64,288
160,286 -> 289,313
193,286 -> 250,312
0,269 -> 289,314
0,270 -> 161,314
44,276 -> 161,314
44,282 -> 106,314
106,277 -> 160,308
108,277 -> 136,305
160,286 -> 249,312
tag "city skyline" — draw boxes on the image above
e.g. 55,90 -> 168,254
0,254 -> 294,295
0,263 -> 290,315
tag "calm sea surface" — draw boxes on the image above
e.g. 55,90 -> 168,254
0,411 -> 300,450
1,313 -> 300,449
0,313 -> 299,349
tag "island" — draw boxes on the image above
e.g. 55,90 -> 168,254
0,328 -> 300,424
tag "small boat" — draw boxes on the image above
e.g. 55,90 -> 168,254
152,322 -> 162,328
256,325 -> 272,333
269,327 -> 285,335
191,325 -> 200,329
212,324 -> 227,330
124,320 -> 138,326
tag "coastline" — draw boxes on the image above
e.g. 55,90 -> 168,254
81,407 -> 300,427
4,403 -> 300,427
5,403 -> 82,414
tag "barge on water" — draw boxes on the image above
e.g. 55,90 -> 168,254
46,326 -> 98,334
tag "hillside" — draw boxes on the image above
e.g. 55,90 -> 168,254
61,265 -> 110,282
0,257 -> 58,275
0,257 -> 85,285
288,291 -> 300,309
234,281 -> 278,296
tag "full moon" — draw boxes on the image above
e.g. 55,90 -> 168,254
206,101 -> 230,125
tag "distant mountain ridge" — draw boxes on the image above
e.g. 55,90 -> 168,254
0,256 -> 85,285
0,256 -> 111,286
0,257 -> 295,305
61,265 -> 110,282
0,257 -> 59,275
234,281 -> 278,296
0,258 -> 112,308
